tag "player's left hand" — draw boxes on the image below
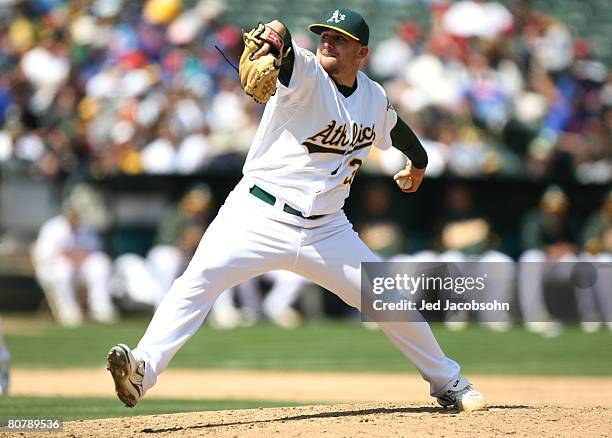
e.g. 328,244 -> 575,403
393,162 -> 425,193
240,22 -> 287,104
252,41 -> 272,60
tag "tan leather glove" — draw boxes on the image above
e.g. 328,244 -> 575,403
240,23 -> 290,104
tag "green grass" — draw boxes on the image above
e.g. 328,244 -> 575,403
0,396 -> 304,421
4,317 -> 612,375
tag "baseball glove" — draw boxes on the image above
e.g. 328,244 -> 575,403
240,23 -> 289,104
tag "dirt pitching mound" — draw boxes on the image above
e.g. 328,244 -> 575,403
32,403 -> 611,438
8,370 -> 612,437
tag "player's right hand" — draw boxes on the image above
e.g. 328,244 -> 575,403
393,162 -> 425,193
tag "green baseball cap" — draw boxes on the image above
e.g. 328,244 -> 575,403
309,8 -> 369,46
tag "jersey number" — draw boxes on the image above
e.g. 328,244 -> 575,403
343,158 -> 363,185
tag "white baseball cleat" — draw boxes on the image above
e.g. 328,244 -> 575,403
106,344 -> 145,408
436,376 -> 486,412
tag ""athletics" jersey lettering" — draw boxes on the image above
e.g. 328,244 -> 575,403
304,120 -> 376,154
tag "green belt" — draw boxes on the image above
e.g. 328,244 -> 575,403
249,185 -> 325,220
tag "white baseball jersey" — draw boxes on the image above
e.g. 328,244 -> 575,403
243,39 -> 398,216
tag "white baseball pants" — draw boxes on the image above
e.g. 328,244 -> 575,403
134,179 -> 460,397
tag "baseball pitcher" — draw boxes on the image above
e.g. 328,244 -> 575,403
107,9 -> 486,412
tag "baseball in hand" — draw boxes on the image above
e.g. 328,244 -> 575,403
396,176 -> 413,190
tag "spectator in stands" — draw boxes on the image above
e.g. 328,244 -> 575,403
446,124 -> 497,177
462,43 -> 529,166
463,51 -> 512,134
442,0 -> 514,39
32,199 -> 116,326
369,21 -> 420,81
560,45 -> 611,180
140,120 -> 179,174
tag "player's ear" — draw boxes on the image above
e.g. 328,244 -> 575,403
357,45 -> 369,60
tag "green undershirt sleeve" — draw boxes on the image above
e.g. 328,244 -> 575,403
390,116 -> 428,169
278,26 -> 294,87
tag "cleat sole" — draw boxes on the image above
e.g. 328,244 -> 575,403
106,347 -> 136,408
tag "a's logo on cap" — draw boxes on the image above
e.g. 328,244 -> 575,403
327,9 -> 346,23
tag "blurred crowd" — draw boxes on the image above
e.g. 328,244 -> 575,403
371,0 -> 611,182
0,0 -> 260,180
0,0 -> 609,182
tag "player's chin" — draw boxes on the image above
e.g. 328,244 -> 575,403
320,57 -> 340,75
